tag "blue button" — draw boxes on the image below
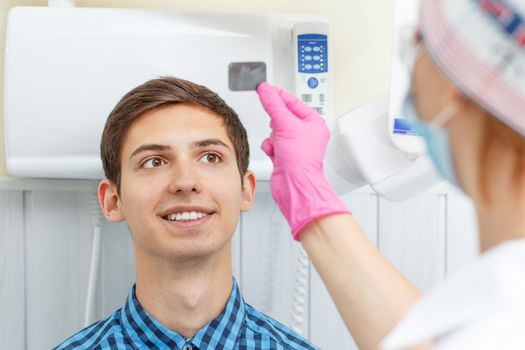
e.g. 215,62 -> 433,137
313,55 -> 320,61
305,55 -> 312,60
308,77 -> 319,89
304,47 -> 312,52
313,64 -> 321,69
313,46 -> 320,52
305,64 -> 313,69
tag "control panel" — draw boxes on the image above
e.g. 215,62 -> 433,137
293,23 -> 329,118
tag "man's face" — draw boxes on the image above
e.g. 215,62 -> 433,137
99,103 -> 255,262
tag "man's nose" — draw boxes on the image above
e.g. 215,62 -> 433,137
168,162 -> 202,194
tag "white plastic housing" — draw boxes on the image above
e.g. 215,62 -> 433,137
4,7 -> 328,180
326,94 -> 442,201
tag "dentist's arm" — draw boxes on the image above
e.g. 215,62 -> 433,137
256,82 -> 422,350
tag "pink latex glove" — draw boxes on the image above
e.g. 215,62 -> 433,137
256,82 -> 350,240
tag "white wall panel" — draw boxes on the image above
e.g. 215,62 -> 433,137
310,192 -> 379,350
446,194 -> 479,276
0,191 -> 25,350
24,191 -> 92,349
378,194 -> 446,292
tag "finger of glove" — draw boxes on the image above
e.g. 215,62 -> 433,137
261,137 -> 275,161
256,82 -> 293,126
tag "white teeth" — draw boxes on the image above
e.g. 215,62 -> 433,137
165,211 -> 209,222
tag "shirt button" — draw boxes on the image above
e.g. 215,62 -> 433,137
183,345 -> 193,350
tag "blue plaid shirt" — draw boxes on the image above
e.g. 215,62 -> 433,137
54,279 -> 319,349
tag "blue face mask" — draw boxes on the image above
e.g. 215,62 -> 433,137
401,93 -> 461,186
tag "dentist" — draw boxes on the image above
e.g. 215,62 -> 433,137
256,0 -> 525,349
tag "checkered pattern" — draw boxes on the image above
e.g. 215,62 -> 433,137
54,279 -> 319,349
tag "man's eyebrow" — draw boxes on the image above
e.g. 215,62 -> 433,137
192,138 -> 231,151
129,144 -> 172,159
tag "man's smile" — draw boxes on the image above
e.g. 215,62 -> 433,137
165,211 -> 210,222
160,205 -> 216,228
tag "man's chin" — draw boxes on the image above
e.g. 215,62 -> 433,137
161,239 -> 231,265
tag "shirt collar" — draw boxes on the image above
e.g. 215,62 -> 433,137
381,238 -> 525,350
119,278 -> 246,349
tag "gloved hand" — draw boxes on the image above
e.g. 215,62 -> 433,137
256,82 -> 350,240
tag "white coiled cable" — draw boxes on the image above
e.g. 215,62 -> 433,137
291,246 -> 309,335
84,191 -> 102,327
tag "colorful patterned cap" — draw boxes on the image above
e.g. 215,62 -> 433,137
420,0 -> 525,136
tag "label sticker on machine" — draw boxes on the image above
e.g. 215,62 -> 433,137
393,118 -> 422,136
298,34 -> 328,74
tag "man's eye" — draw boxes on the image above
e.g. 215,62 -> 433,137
200,153 -> 222,164
142,157 -> 165,169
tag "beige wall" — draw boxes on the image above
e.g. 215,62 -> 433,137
0,0 -> 395,176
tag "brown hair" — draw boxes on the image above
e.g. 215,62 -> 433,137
100,76 -> 249,191
478,109 -> 525,204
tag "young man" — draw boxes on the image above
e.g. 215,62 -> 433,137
54,77 -> 318,350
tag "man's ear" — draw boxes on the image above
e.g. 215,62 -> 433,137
98,179 -> 125,222
240,170 -> 256,212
